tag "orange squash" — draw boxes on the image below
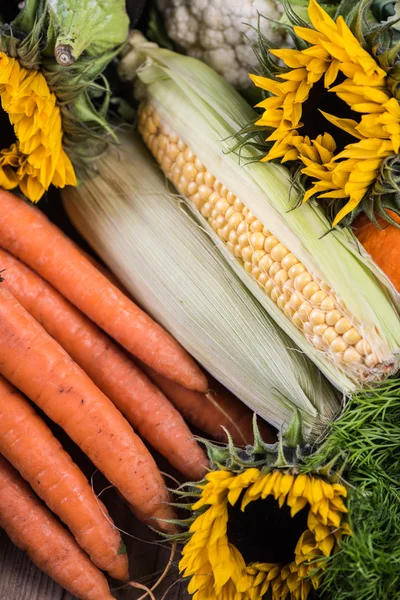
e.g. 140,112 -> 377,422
353,211 -> 400,293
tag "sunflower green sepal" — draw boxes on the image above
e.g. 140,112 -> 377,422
278,0 -> 338,25
42,48 -> 121,169
0,4 -> 46,70
173,414 -> 351,600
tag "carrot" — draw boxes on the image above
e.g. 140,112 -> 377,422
143,366 -> 276,446
0,249 -> 208,481
0,374 -> 129,580
81,248 -> 130,293
0,284 -> 176,532
77,254 -> 276,447
353,211 -> 400,292
79,254 -> 276,446
0,454 -> 116,600
0,190 -> 207,392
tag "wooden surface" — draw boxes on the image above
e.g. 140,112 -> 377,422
0,198 -> 191,599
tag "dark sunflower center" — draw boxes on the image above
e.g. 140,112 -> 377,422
0,108 -> 16,150
300,73 -> 358,153
227,492 -> 309,565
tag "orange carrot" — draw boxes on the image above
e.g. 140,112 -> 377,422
81,248 -> 130,293
144,366 -> 276,446
0,454 -> 116,600
0,375 -> 128,580
0,284 -> 176,532
0,190 -> 207,392
0,249 -> 208,481
354,211 -> 400,292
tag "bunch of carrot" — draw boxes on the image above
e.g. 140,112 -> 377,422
0,190 -> 272,600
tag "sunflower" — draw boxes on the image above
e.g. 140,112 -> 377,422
180,468 -> 350,600
0,0 -> 129,205
250,0 -> 400,226
178,417 -> 351,600
0,52 -> 76,202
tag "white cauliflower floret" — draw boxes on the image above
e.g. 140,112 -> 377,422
156,0 -> 288,88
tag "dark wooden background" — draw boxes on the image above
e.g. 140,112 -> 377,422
0,198 -> 191,599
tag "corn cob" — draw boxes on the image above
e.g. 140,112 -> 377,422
138,102 -> 385,379
62,133 -> 340,435
119,40 -> 400,393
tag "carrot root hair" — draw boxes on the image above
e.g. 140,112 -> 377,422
131,541 -> 177,600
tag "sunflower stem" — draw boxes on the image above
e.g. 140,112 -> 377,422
13,0 -> 44,34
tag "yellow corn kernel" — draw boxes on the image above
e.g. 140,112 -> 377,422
138,102 -> 383,378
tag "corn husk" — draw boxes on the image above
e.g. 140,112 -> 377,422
118,38 -> 400,393
63,133 -> 339,436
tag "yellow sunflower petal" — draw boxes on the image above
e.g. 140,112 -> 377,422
229,468 -> 260,489
279,473 -> 295,496
0,167 -> 18,189
324,59 -> 340,87
249,74 -> 282,95
318,189 -> 349,199
308,0 -> 337,30
351,102 -> 387,114
327,509 -> 342,528
320,40 -> 350,64
256,96 -> 284,110
204,472 -> 230,486
280,68 -> 309,82
291,473 -> 309,498
260,578 -> 272,596
282,149 -> 300,162
262,470 -> 282,499
290,496 -> 308,517
228,486 -> 244,507
319,534 -> 336,557
209,515 -> 228,545
312,140 -> 334,164
270,49 -> 308,69
293,26 -> 324,47
329,496 -> 348,513
295,79 -> 312,103
315,498 -> 331,524
332,483 -> 347,498
19,172 -> 45,203
320,111 -> 364,140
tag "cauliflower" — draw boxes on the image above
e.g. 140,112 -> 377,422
156,0 -> 288,89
